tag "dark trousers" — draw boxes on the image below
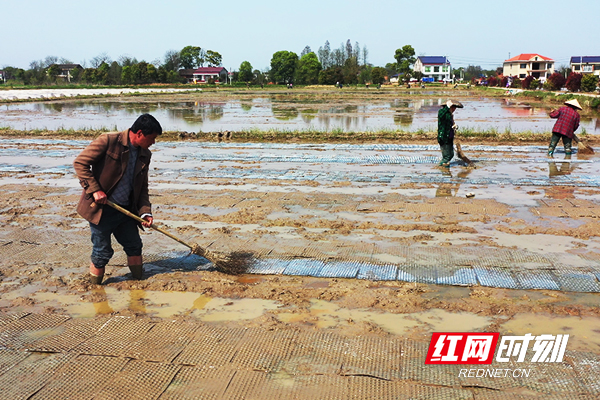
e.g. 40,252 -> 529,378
548,133 -> 572,155
89,205 -> 142,268
439,143 -> 454,166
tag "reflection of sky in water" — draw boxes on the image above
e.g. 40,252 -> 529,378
1,97 -> 599,133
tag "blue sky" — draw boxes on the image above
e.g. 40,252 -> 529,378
2,0 -> 599,72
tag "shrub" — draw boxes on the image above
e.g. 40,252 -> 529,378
546,72 -> 566,91
581,74 -> 599,92
500,76 -> 508,87
521,75 -> 534,89
510,77 -> 521,88
565,73 -> 583,92
488,76 -> 498,86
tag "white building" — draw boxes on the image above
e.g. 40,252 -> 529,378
570,56 -> 600,76
413,56 -> 452,82
503,54 -> 554,81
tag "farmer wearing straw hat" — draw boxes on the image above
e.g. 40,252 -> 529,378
437,99 -> 463,167
548,99 -> 582,156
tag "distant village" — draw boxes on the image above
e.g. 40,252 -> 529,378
1,52 -> 599,92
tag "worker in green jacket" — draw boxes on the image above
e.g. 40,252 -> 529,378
437,100 -> 464,167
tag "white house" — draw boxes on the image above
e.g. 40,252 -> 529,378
570,56 -> 600,76
413,56 -> 452,82
503,54 -> 554,81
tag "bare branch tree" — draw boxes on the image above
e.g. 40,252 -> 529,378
43,56 -> 59,68
90,53 -> 111,68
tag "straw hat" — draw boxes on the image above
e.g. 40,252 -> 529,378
564,99 -> 582,110
446,100 -> 464,108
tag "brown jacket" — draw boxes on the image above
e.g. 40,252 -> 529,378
74,131 -> 152,225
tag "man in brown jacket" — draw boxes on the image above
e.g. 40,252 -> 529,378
74,114 -> 162,284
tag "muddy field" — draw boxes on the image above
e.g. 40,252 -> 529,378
2,123 -> 600,358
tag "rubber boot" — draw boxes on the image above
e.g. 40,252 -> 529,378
89,262 -> 105,285
564,138 -> 572,155
548,134 -> 559,156
128,255 -> 143,280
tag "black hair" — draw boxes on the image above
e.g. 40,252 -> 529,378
130,114 -> 162,136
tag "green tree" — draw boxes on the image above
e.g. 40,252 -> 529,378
318,40 -> 332,69
95,62 -> 110,84
371,67 -> 387,84
180,46 -> 204,69
122,66 -> 134,84
463,65 -> 484,81
385,63 -> 398,76
167,70 -> 185,83
581,74 -> 599,92
318,66 -> 343,85
108,61 -> 121,85
81,68 -> 96,84
358,65 -> 372,84
137,61 -> 149,84
69,67 -> 81,83
239,61 -> 253,82
157,66 -> 168,83
205,50 -> 222,67
46,64 -> 60,83
146,63 -> 158,83
394,45 -> 416,82
295,52 -> 322,84
342,57 -> 359,84
269,50 -> 298,83
252,69 -> 267,85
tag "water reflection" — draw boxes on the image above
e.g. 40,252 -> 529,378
501,99 -> 536,117
394,112 -> 414,126
166,102 -> 224,123
301,109 -> 318,122
436,168 -> 474,197
272,106 -> 299,120
2,97 -> 599,133
548,154 -> 576,177
547,154 -> 576,199
91,287 -> 114,315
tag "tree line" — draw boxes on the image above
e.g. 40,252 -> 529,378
1,40 -> 424,87
1,46 -> 223,86
235,40 -> 422,86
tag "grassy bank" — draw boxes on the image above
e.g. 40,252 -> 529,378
3,126 -> 597,145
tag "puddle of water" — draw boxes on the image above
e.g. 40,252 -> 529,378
32,288 -> 280,320
191,297 -> 280,321
500,313 -> 600,352
277,299 -> 491,335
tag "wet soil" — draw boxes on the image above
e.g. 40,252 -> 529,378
1,162 -> 600,352
2,89 -> 600,355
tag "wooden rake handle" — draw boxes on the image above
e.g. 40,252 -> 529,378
106,201 -> 194,250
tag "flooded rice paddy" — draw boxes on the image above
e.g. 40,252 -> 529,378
2,95 -> 600,133
2,90 -> 600,370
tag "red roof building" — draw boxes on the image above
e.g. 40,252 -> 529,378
193,67 -> 228,83
179,67 -> 229,83
503,54 -> 554,81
